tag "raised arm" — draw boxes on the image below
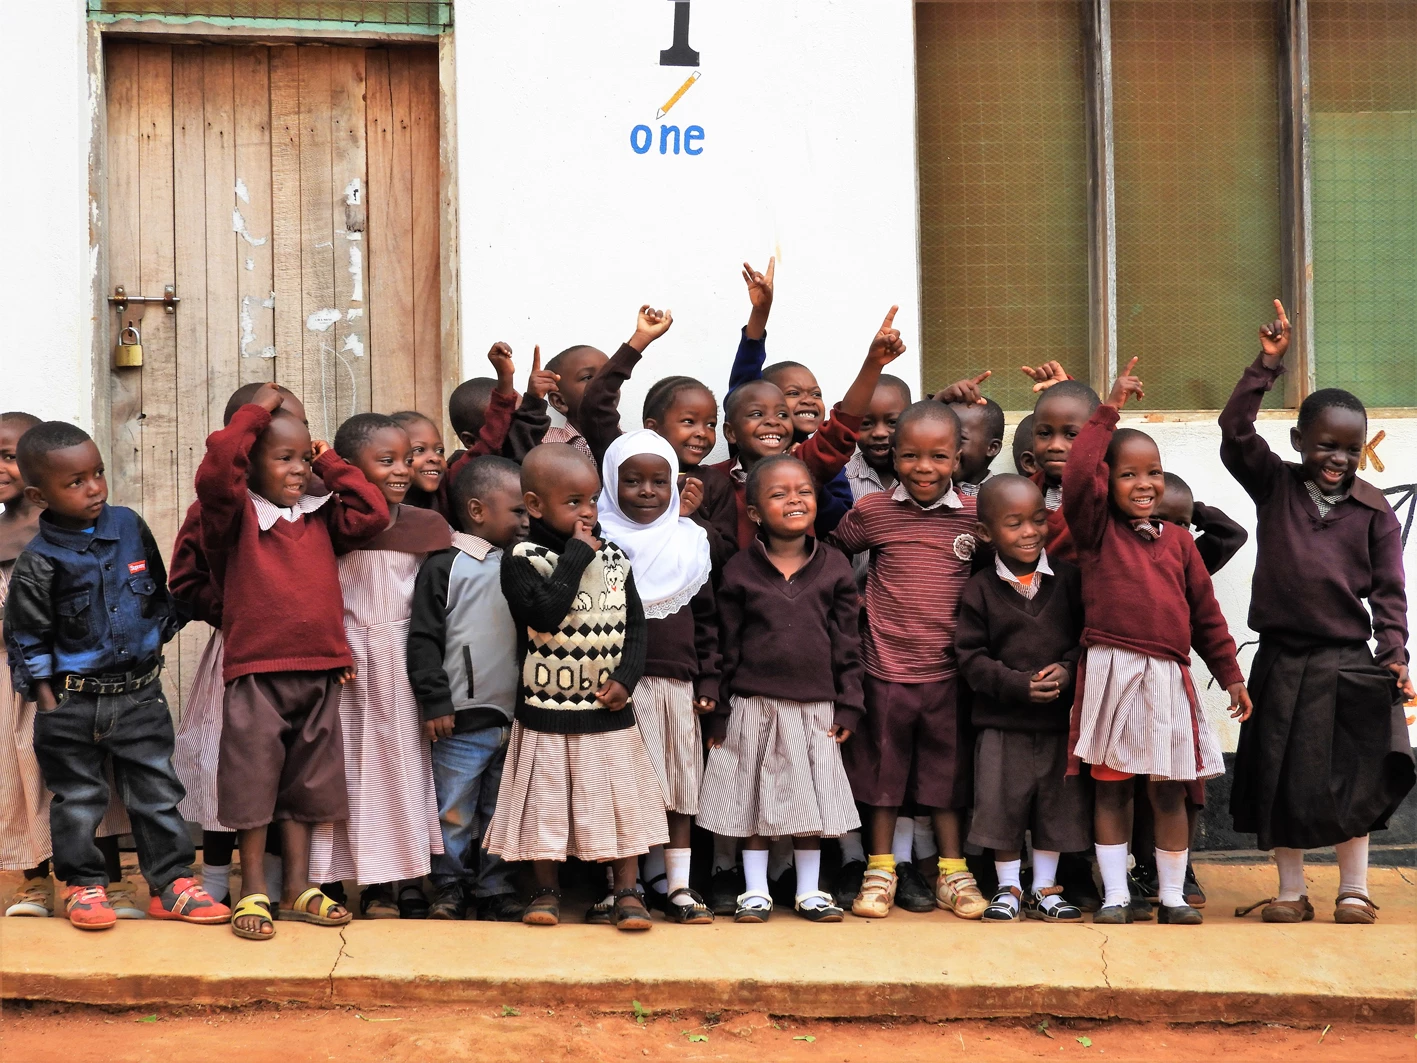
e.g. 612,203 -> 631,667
1190,500 -> 1249,575
1061,404 -> 1119,554
194,395 -> 277,580
311,446 -> 391,550
727,257 -> 773,391
1218,300 -> 1289,502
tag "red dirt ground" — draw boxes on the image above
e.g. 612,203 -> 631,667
4,1002 -> 1412,1063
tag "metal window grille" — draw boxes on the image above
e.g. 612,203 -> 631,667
89,2 -> 451,30
915,1 -> 1090,410
1310,0 -> 1417,408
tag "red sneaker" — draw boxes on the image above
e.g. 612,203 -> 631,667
147,876 -> 232,924
65,884 -> 118,931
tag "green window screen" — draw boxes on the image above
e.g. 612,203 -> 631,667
1112,1 -> 1283,409
915,1 -> 1089,410
1310,1 -> 1417,408
88,2 -> 451,29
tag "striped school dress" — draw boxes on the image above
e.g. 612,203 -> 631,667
173,628 -> 230,832
309,509 -> 446,884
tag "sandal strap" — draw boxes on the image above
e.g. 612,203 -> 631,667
233,893 -> 273,919
293,887 -> 341,919
736,889 -> 773,908
1335,891 -> 1378,910
1036,884 -> 1066,898
794,890 -> 836,909
613,888 -> 647,903
528,886 -> 562,902
668,887 -> 708,907
1234,896 -> 1275,918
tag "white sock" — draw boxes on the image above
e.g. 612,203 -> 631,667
201,863 -> 231,901
839,831 -> 866,866
994,859 -> 1022,913
892,817 -> 915,865
1335,835 -> 1370,907
664,847 -> 692,901
1274,847 -> 1306,902
768,836 -> 793,880
644,845 -> 668,893
1032,850 -> 1060,891
713,833 -> 738,874
1155,848 -> 1188,908
912,816 -> 938,861
794,849 -> 827,907
599,865 -> 615,908
1095,842 -> 1130,909
742,849 -> 770,906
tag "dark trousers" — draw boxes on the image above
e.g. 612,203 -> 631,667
33,681 -> 194,891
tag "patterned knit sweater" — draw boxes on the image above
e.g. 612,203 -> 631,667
500,519 -> 647,734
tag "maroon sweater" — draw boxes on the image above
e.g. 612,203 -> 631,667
195,405 -> 389,682
1219,358 -> 1408,665
712,537 -> 864,739
169,500 -> 221,628
1062,405 -> 1243,688
644,577 -> 722,704
1029,468 -> 1077,564
407,389 -> 518,522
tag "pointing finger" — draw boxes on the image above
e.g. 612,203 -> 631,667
532,344 -> 541,372
1124,356 -> 1140,376
764,256 -> 775,283
1274,299 -> 1290,331
880,305 -> 899,331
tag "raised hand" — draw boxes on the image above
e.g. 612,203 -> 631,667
933,371 -> 991,406
634,305 -> 674,345
252,381 -> 285,412
526,344 -> 559,401
487,341 -> 516,394
742,257 -> 775,311
867,305 -> 906,367
679,475 -> 704,518
1021,361 -> 1068,392
1108,357 -> 1145,408
310,439 -> 332,459
1259,299 -> 1290,367
1227,682 -> 1253,722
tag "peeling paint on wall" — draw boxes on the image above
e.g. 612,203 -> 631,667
234,177 -> 250,203
346,307 -> 363,321
232,208 -> 267,247
239,296 -> 255,356
245,257 -> 255,272
306,307 -> 341,332
342,333 -> 365,359
348,244 -> 364,302
262,291 -> 276,309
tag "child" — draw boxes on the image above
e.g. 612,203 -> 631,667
698,455 -> 862,922
1012,414 -> 1036,476
598,430 -> 720,923
1154,472 -> 1249,576
1223,301 -> 1413,925
484,443 -> 665,930
829,401 -> 986,920
407,455 -> 528,922
3,422 -> 228,930
578,305 -> 739,570
714,307 -> 907,549
1030,379 -> 1101,563
196,383 -> 388,940
541,345 -> 611,456
1064,360 -> 1250,925
956,474 -> 1088,921
391,410 -> 448,511
844,376 -> 912,501
950,398 -> 1005,497
447,347 -> 561,465
308,414 -> 450,918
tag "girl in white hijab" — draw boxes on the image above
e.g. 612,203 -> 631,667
599,430 -> 720,924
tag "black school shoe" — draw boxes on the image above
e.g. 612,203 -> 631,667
708,866 -> 745,916
398,883 -> 430,919
1183,863 -> 1206,908
895,862 -> 938,913
1058,856 -> 1101,913
1127,872 -> 1155,921
1133,860 -> 1160,904
428,883 -> 465,921
1092,904 -> 1134,925
981,885 -> 1022,921
477,892 -> 525,922
833,860 -> 866,908
1024,885 -> 1083,923
1157,902 -> 1203,925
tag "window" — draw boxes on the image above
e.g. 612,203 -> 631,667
88,2 -> 451,30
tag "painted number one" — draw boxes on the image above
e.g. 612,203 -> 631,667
660,0 -> 699,67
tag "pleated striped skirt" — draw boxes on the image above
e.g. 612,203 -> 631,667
173,629 -> 232,833
632,675 -> 703,815
697,695 -> 860,839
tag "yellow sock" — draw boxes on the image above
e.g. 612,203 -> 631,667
867,854 -> 896,874
938,857 -> 968,877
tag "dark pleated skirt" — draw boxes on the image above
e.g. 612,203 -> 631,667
1229,637 -> 1415,850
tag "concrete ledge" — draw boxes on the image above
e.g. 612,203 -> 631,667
3,864 -> 1413,1024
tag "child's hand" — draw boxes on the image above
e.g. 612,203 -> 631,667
1259,299 -> 1290,368
423,715 -> 455,742
693,696 -> 716,715
1028,663 -> 1067,703
827,723 -> 852,745
867,305 -> 906,367
571,518 -> 601,551
252,382 -> 285,412
526,345 -> 559,401
742,257 -> 775,311
1107,357 -> 1145,408
1227,682 -> 1253,721
629,305 -> 673,352
487,341 -> 516,395
311,439 -> 332,459
932,371 -> 991,406
595,679 -> 630,711
33,680 -> 58,713
335,664 -> 357,685
1021,362 -> 1068,392
679,476 -> 704,517
1388,662 -> 1416,702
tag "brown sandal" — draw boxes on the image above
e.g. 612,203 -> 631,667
522,887 -> 561,926
1262,896 -> 1314,923
612,888 -> 653,931
1334,891 -> 1378,924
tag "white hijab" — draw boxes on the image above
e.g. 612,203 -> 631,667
598,429 -> 712,620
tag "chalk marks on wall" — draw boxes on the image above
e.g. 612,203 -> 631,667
1382,483 -> 1417,545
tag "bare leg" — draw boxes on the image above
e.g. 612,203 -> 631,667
278,820 -> 348,919
235,826 -> 272,937
866,805 -> 898,856
929,808 -> 964,859
1147,781 -> 1189,851
667,810 -> 692,849
1094,780 -> 1134,846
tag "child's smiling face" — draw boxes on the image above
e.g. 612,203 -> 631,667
858,382 -> 908,475
548,347 -> 609,424
249,412 -> 312,508
952,404 -> 1001,485
977,477 -> 1049,573
403,417 -> 446,496
616,453 -> 674,525
1108,432 -> 1165,520
723,382 -> 792,464
1032,393 -> 1094,485
1292,405 -> 1366,494
766,365 -> 824,438
647,386 -> 718,468
893,415 -> 960,507
0,423 -> 27,506
748,460 -> 816,539
353,425 -> 414,506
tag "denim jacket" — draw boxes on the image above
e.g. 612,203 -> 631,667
3,504 -> 181,698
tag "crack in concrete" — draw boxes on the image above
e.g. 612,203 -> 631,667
1083,924 -> 1113,994
1395,866 -> 1415,888
327,926 -> 349,1005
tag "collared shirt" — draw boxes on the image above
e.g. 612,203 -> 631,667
889,480 -> 963,512
1044,484 -> 1063,512
248,489 -> 333,531
995,548 -> 1054,601
542,423 -> 591,457
452,530 -> 496,561
1304,479 -> 1348,519
956,470 -> 992,499
3,504 -> 180,697
844,449 -> 893,501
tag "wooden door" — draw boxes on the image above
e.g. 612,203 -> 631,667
104,41 -> 443,710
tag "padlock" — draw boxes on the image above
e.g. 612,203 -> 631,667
115,325 -> 143,368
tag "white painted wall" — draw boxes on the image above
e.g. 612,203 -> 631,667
0,0 -> 95,427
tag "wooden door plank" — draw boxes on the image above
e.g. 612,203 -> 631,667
172,45 -> 209,714
203,46 -> 239,432
106,41 -> 143,513
235,45 -> 276,389
329,46 -> 370,420
409,46 -> 441,420
366,47 -> 416,414
298,46 -> 337,440
269,45 -> 304,401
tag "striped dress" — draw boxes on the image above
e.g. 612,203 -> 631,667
172,628 -> 230,832
308,542 -> 443,884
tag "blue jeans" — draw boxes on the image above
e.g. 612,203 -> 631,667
33,681 -> 194,891
429,725 -> 514,897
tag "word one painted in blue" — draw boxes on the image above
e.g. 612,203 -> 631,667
631,124 -> 705,155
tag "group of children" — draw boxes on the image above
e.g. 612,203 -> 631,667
2,266 -> 1411,937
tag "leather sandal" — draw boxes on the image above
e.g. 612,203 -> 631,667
1334,891 -> 1378,924
666,887 -> 714,924
522,886 -> 561,926
612,888 -> 653,931
1264,897 -> 1314,923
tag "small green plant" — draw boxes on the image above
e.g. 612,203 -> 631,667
632,999 -> 651,1024
136,1015 -> 158,1024
1077,1035 -> 1093,1048
793,1034 -> 816,1042
1037,1019 -> 1054,1039
501,1005 -> 520,1017
683,1031 -> 708,1042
